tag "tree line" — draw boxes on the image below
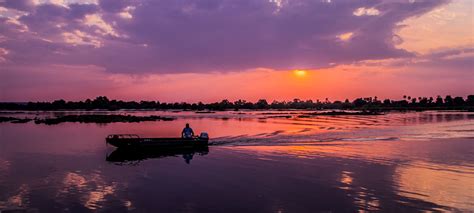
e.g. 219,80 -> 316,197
0,95 -> 473,111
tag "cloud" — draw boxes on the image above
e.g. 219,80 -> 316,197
0,0 -> 450,73
0,47 -> 8,62
353,7 -> 380,16
338,32 -> 354,41
0,0 -> 37,12
416,47 -> 474,72
69,3 -> 100,19
98,0 -> 130,13
355,46 -> 474,77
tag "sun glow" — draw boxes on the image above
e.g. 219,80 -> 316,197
293,70 -> 307,77
338,32 -> 354,41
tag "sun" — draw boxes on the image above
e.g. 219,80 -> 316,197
293,70 -> 307,77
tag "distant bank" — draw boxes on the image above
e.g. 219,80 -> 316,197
0,95 -> 473,111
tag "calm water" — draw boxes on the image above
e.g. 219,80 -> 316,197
0,111 -> 473,212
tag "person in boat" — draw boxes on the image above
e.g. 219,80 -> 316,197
182,123 -> 195,139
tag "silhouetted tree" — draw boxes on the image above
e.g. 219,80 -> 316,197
444,95 -> 453,106
436,95 -> 443,106
256,99 -> 269,109
467,95 -> 474,106
453,97 -> 465,106
52,99 -> 66,109
1,95 -> 473,111
428,97 -> 434,104
353,98 -> 367,108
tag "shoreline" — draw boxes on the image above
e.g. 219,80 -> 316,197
1,109 -> 473,125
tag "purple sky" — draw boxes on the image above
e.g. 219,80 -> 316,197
0,0 -> 472,101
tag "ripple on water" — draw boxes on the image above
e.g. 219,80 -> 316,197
1,111 -> 473,212
395,161 -> 474,211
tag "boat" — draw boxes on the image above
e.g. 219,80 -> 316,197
106,133 -> 209,149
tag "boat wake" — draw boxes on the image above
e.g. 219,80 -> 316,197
209,117 -> 474,147
210,133 -> 400,146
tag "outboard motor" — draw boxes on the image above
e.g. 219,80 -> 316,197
199,132 -> 209,139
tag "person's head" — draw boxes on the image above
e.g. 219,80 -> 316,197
186,123 -> 190,128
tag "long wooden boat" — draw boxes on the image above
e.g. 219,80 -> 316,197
106,134 -> 209,149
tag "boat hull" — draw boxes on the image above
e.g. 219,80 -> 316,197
106,134 -> 209,149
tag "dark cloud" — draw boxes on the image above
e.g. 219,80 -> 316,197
415,47 -> 474,72
0,0 -> 450,73
69,3 -> 100,19
19,4 -> 70,35
357,46 -> 474,75
0,0 -> 36,11
99,0 -> 130,12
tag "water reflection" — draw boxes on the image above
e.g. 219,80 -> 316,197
0,111 -> 473,212
229,137 -> 474,211
106,147 -> 209,165
4,184 -> 29,209
395,161 -> 474,211
58,172 -> 117,210
339,171 -> 353,189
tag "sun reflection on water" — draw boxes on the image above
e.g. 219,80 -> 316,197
0,111 -> 473,212
0,184 -> 30,210
395,161 -> 474,212
57,171 -> 120,210
338,171 -> 381,212
340,171 -> 353,186
228,137 -> 474,211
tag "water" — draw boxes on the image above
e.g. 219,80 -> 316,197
0,111 -> 473,212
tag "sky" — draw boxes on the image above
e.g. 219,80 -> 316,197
0,0 -> 472,102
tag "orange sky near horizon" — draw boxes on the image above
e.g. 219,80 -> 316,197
2,61 -> 471,103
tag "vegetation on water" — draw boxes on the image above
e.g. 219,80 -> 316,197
32,114 -> 175,125
0,95 -> 473,111
0,116 -> 32,123
0,114 -> 174,125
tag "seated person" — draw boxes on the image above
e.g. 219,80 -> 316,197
181,123 -> 195,138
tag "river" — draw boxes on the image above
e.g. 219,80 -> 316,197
0,110 -> 473,212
